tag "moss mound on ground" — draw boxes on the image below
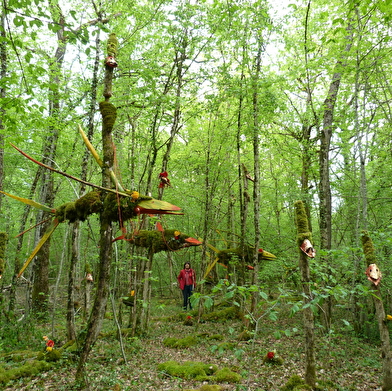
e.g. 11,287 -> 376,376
202,306 -> 242,322
280,375 -> 312,391
0,359 -> 53,385
163,335 -> 198,348
158,360 -> 217,381
213,367 -> 242,383
158,360 -> 241,384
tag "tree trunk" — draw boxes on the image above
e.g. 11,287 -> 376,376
250,36 -> 263,314
66,223 -> 79,341
318,18 -> 353,331
294,200 -> 316,388
0,7 -> 6,212
66,24 -> 101,343
158,34 -> 187,200
319,23 -> 353,250
76,33 -> 118,384
32,0 -> 66,316
361,232 -> 392,391
8,171 -> 41,315
236,67 -> 247,288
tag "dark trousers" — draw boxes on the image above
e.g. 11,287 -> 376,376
182,285 -> 193,310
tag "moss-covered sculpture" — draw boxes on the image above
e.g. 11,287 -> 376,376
1,135 -> 184,277
125,229 -> 201,253
216,244 -> 276,266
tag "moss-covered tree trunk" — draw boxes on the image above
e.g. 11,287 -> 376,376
75,33 -> 118,384
0,8 -> 6,213
294,200 -> 316,388
0,232 -> 8,320
250,37 -> 263,315
361,231 -> 392,391
140,248 -> 154,331
66,224 -> 78,341
66,25 -> 101,342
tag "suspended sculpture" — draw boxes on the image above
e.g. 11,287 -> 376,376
1,126 -> 184,278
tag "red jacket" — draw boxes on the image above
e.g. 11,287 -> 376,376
178,268 -> 196,290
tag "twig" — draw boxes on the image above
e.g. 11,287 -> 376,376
110,290 -> 128,364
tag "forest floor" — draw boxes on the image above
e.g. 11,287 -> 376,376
0,297 -> 385,391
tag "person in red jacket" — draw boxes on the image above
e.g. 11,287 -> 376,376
178,262 -> 196,311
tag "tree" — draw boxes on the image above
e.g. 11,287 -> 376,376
294,200 -> 316,388
76,33 -> 118,383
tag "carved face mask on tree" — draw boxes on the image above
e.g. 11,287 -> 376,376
366,263 -> 382,286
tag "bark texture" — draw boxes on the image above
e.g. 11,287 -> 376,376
294,200 -> 316,388
76,33 -> 118,384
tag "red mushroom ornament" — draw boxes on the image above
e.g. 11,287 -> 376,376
158,171 -> 171,188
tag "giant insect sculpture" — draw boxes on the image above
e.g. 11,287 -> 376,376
123,222 -> 202,253
203,241 -> 277,280
1,126 -> 185,278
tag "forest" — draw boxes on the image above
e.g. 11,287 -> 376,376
1,0 -> 392,390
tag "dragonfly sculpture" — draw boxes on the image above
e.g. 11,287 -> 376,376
203,242 -> 277,280
1,125 -> 185,278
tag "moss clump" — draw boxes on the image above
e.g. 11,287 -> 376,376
158,360 -> 217,381
294,201 -> 314,251
55,191 -> 103,223
202,306 -> 242,322
0,359 -> 52,386
361,231 -> 377,265
163,335 -> 198,348
99,101 -> 117,130
294,201 -> 310,234
213,367 -> 241,383
280,375 -> 312,391
107,32 -> 118,58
